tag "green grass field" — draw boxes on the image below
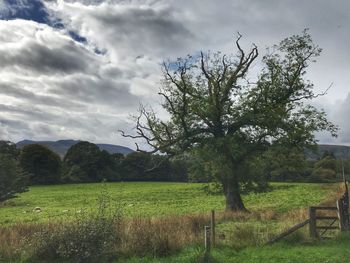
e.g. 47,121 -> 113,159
1,182 -> 346,263
120,237 -> 350,263
0,182 -> 333,225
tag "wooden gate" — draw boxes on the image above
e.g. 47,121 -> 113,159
309,206 -> 338,238
267,179 -> 350,244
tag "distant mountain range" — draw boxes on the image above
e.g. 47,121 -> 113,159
14,140 -> 350,160
16,140 -> 134,157
306,144 -> 350,160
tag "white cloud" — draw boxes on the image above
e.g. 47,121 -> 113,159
0,0 -> 349,147
0,19 -> 141,147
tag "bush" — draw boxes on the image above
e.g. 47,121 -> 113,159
31,187 -> 122,262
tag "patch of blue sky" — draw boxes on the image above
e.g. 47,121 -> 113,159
0,0 -> 50,24
0,0 -> 90,47
68,30 -> 88,44
167,51 -> 201,72
94,47 -> 107,55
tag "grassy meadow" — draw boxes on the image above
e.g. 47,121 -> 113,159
121,236 -> 350,263
0,181 -> 346,263
0,182 -> 334,225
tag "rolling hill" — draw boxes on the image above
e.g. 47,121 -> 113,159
16,139 -> 134,157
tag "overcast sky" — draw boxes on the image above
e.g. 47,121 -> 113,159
0,0 -> 349,148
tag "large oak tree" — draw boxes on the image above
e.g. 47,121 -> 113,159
122,30 -> 337,211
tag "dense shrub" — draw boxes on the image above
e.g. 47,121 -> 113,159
31,188 -> 122,262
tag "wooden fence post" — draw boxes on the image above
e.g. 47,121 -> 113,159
204,226 -> 211,252
309,207 -> 317,238
337,200 -> 345,231
211,210 -> 215,247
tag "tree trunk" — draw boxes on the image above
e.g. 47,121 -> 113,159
224,178 -> 246,211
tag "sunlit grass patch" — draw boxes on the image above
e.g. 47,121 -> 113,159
0,182 -> 334,225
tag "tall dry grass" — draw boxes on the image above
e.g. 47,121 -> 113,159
120,214 -> 208,256
0,210 -> 249,261
0,204 -> 326,261
0,223 -> 45,260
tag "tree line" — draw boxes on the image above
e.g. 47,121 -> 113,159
0,140 -> 189,186
0,138 -> 348,203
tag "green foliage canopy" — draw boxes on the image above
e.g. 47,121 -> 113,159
63,141 -> 122,182
0,140 -> 20,159
0,154 -> 28,202
20,144 -> 62,184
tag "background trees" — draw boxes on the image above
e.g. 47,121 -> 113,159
310,153 -> 337,182
63,141 -> 124,182
0,154 -> 28,202
0,135 -> 345,201
64,141 -> 105,182
121,152 -> 188,181
62,142 -> 189,183
0,141 -> 20,159
258,147 -> 311,182
123,30 -> 337,211
0,141 -> 28,202
20,144 -> 62,184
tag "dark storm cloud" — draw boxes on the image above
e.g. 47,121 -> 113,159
0,118 -> 29,130
94,7 -> 189,37
79,4 -> 195,57
101,66 -> 128,78
0,99 -> 132,143
49,76 -> 140,108
0,38 -> 97,74
0,82 -> 86,110
0,104 -> 56,120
